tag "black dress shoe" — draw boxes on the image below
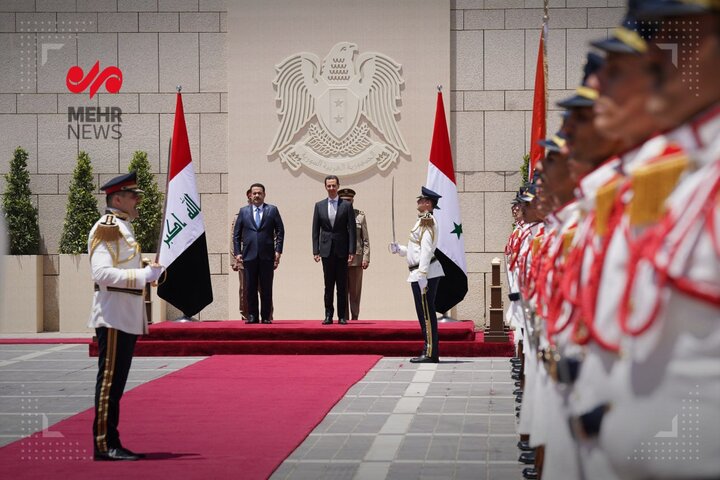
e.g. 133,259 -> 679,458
514,381 -> 522,387
522,467 -> 538,479
515,395 -> 523,403
261,318 -> 272,324
94,447 -> 141,461
511,373 -> 521,380
409,355 -> 439,364
517,441 -> 533,451
119,447 -> 146,458
338,318 -> 347,325
513,388 -> 523,395
322,317 -> 333,325
247,315 -> 259,324
518,451 -> 535,464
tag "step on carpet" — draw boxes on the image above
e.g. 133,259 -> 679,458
0,354 -> 381,480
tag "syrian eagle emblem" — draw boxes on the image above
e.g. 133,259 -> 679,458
267,42 -> 409,175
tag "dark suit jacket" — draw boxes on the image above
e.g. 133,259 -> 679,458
233,203 -> 284,261
312,197 -> 356,258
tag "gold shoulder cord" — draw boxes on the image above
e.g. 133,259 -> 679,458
629,154 -> 689,227
595,177 -> 621,237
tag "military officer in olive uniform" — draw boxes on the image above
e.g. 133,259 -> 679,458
88,172 -> 164,461
338,188 -> 370,320
390,187 -> 445,363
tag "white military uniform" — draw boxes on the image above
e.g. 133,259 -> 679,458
396,212 -> 444,281
87,208 -> 151,335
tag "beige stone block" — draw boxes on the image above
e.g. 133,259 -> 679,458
159,112 -> 199,172
588,7 -> 624,28
539,8 -> 587,29
36,34 -> 75,93
452,30 -> 483,91
566,28 -> 607,87
200,33 -> 225,92
485,192 -> 516,251
159,33 -> 199,92
606,0 -> 624,6
30,174 -> 59,194
0,115 -> 38,172
195,173 -> 222,193
484,0 -> 523,7
77,0 -> 117,12
504,90 -> 533,111
38,114 -> 78,174
484,30 -> 524,90
98,92 -> 138,113
220,173 -> 229,193
140,93 -> 175,113
0,13 -> 14,32
43,254 -> 58,275
549,89 -> 575,110
484,111 -> 525,171
17,13 -> 56,32
58,93 -> 98,111
0,94 -> 16,113
58,254 -> 94,332
183,92 -> 221,112
505,170 -> 524,192
119,0 -> 158,12
43,273 -> 59,331
98,12 -> 138,32
118,33 -> 158,93
119,113 -> 161,171
200,0 -> 226,11
452,111 -> 483,172
200,192 -> 227,256
466,252 -> 504,273
79,133 -> 120,174
450,90 -> 462,111
0,34 -> 36,93
525,0 -> 566,6
17,93 -> 57,113
219,11 -> 225,32
459,191 -> 483,252
568,0 -> 606,6
200,113 -> 226,173
38,194 -> 68,254
464,91 -> 504,111
77,33 -> 117,76
159,0 -> 198,11
0,255 -> 43,333
180,12 -> 219,32
464,9 -> 504,30
207,253 -> 222,275
57,13 -> 98,32
464,171 -> 505,192
0,1 -> 34,12
199,273 -> 227,320
455,272 -> 485,325
525,27 -> 566,90
451,0 -> 483,8
37,0 -> 76,11
139,12 -> 179,32
451,9 -> 463,30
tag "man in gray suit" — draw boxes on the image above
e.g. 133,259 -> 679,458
233,183 -> 285,324
312,175 -> 356,325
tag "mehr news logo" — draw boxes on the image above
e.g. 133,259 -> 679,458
65,61 -> 123,140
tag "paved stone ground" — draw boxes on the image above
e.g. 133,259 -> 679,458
0,345 -> 522,479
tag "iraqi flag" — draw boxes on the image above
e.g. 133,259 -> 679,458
426,90 -> 468,313
157,92 -> 213,317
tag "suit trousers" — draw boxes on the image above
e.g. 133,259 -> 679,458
322,255 -> 348,319
411,278 -> 440,359
244,258 -> 274,321
345,266 -> 364,320
93,327 -> 138,453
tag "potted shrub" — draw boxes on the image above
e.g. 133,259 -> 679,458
58,151 -> 100,332
0,147 -> 43,332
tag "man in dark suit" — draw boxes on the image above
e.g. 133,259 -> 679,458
312,175 -> 356,325
233,183 -> 285,324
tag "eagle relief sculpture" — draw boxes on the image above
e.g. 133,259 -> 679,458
267,42 -> 410,175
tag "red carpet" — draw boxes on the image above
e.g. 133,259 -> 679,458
89,320 -> 515,357
0,354 -> 381,480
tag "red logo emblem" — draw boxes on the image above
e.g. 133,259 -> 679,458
66,61 -> 123,99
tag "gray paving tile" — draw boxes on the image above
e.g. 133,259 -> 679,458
427,436 -> 460,461
487,436 -> 521,462
454,462 -> 488,480
408,414 -> 439,433
419,463 -> 457,479
387,462 -> 423,480
462,416 -> 490,435
435,415 -> 465,434
396,435 -> 431,460
368,397 -> 400,413
487,463 -> 526,480
457,436 -> 488,461
303,435 -> 345,460
353,414 -> 390,434
334,435 -> 373,460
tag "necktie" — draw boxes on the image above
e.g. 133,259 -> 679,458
329,199 -> 336,227
255,207 -> 261,226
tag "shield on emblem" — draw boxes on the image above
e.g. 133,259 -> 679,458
316,88 -> 361,140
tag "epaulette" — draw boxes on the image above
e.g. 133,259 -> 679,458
93,214 -> 122,243
531,235 -> 543,256
629,153 -> 689,227
595,175 -> 622,236
562,228 -> 576,257
419,212 -> 434,228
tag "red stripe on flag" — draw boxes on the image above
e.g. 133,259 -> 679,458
429,92 -> 456,185
169,93 -> 192,181
529,29 -> 546,179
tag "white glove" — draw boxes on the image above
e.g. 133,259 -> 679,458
143,264 -> 164,283
418,275 -> 428,291
389,242 -> 399,254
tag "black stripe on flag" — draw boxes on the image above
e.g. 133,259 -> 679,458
157,233 -> 213,317
433,249 -> 468,313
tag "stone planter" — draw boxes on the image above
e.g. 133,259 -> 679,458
0,255 -> 43,333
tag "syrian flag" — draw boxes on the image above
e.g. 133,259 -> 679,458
157,92 -> 213,317
426,90 -> 468,313
529,19 -> 548,180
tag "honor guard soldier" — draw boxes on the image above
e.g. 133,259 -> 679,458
338,188 -> 370,320
390,187 -> 444,363
89,172 -> 164,461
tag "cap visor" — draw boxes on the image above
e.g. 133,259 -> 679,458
590,37 -> 638,54
557,95 -> 595,109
